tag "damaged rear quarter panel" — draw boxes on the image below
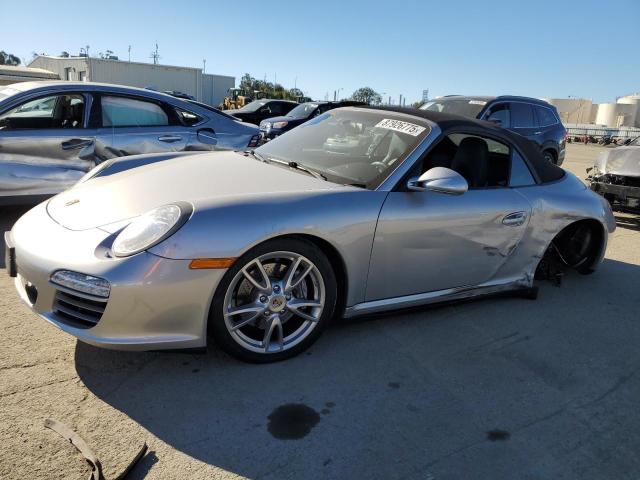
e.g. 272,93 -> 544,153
508,172 -> 613,283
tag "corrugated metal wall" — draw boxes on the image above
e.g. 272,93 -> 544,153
29,56 -> 89,81
89,59 -> 202,100
202,74 -> 235,107
29,56 -> 235,106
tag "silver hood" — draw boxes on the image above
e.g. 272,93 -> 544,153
47,151 -> 340,230
594,146 -> 640,177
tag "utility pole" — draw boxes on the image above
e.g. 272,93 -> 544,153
150,43 -> 160,65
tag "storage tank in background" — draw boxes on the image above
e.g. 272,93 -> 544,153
595,102 -> 635,128
616,94 -> 640,127
543,98 -> 593,124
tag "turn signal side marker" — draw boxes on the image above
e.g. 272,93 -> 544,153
189,258 -> 236,269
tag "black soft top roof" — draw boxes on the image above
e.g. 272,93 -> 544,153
360,106 -> 565,184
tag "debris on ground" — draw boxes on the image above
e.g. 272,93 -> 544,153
44,419 -> 148,480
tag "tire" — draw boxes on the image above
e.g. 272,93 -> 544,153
543,150 -> 556,165
208,237 -> 337,363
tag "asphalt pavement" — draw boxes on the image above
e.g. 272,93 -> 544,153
1,143 -> 639,480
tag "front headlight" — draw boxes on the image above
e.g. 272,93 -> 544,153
261,122 -> 271,129
272,121 -> 288,129
112,203 -> 191,257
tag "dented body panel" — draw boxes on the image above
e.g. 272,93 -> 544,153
8,108 -> 615,351
0,81 -> 259,205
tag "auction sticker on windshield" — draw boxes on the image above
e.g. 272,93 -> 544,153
375,119 -> 426,136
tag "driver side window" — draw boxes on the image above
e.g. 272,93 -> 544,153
485,103 -> 510,128
419,133 -> 511,189
0,94 -> 85,130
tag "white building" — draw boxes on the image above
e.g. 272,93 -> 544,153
0,65 -> 59,86
544,93 -> 640,128
28,55 -> 234,107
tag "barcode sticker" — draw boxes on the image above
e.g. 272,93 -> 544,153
375,119 -> 426,136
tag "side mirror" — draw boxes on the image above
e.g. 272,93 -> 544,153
407,167 -> 468,195
487,118 -> 502,126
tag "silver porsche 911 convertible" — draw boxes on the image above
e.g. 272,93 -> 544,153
6,106 -> 615,362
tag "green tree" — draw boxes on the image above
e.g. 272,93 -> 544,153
0,51 -> 21,65
351,87 -> 382,105
237,73 -> 307,101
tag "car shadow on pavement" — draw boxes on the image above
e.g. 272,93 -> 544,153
75,258 -> 640,480
615,213 -> 640,232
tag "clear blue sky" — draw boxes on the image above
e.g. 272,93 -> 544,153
3,0 -> 638,103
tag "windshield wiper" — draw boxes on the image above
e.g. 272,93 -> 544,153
287,161 -> 327,181
268,158 -> 327,181
244,149 -> 268,163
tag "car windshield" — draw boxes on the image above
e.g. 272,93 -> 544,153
287,103 -> 319,119
421,98 -> 487,118
235,100 -> 267,113
255,109 -> 430,189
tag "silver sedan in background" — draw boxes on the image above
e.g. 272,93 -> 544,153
0,81 -> 261,205
6,107 -> 615,362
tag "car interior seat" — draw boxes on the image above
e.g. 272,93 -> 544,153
450,137 -> 489,188
67,102 -> 84,128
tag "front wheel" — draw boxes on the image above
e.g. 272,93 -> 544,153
543,150 -> 556,165
209,238 -> 337,363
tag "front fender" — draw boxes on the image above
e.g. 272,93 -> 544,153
148,190 -> 387,307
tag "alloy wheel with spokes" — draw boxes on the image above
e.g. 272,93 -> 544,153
211,239 -> 336,362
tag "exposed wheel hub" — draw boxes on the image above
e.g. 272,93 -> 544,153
268,293 -> 287,313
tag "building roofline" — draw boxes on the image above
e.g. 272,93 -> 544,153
30,55 -> 203,72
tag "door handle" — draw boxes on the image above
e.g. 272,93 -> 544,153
158,135 -> 183,143
533,131 -> 543,135
61,138 -> 94,150
502,211 -> 528,227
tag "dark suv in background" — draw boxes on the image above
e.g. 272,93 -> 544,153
228,99 -> 298,125
421,95 -> 566,165
259,100 -> 365,140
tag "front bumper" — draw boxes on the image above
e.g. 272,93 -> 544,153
8,203 -> 226,351
259,127 -> 284,141
590,180 -> 640,211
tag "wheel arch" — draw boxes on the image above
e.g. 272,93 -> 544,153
545,218 -> 607,273
542,147 -> 558,163
206,232 -> 350,338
